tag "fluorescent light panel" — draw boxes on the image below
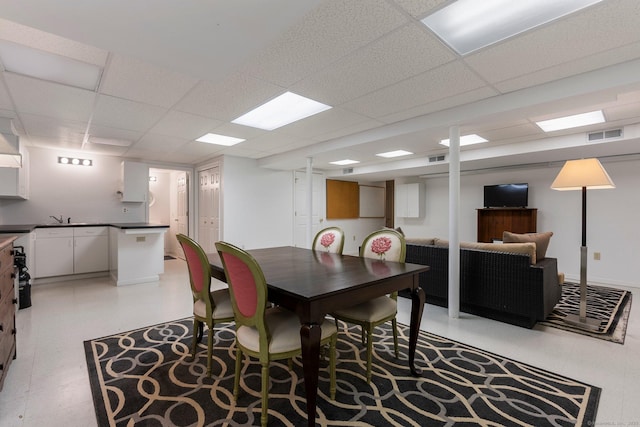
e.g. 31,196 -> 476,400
0,40 -> 102,90
536,110 -> 605,132
330,159 -> 359,166
196,133 -> 245,146
421,0 -> 602,55
232,91 -> 331,130
440,134 -> 487,147
376,150 -> 413,158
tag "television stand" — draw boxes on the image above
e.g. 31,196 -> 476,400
477,208 -> 537,243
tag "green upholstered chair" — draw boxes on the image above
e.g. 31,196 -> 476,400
215,241 -> 337,427
312,226 -> 345,254
176,233 -> 234,378
331,228 -> 406,383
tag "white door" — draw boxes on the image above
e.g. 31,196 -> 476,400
169,171 -> 189,257
294,171 -> 323,248
198,166 -> 220,253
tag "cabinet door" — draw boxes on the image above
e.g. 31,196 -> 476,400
74,235 -> 109,274
121,161 -> 149,202
34,237 -> 73,277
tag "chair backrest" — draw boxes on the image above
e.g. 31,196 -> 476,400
215,241 -> 269,333
312,226 -> 345,254
360,229 -> 406,263
176,234 -> 213,304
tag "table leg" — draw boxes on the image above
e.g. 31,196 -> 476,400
300,322 -> 321,427
409,286 -> 425,376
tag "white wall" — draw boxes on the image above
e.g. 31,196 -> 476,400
0,147 -> 146,224
395,158 -> 640,288
220,156 -> 294,250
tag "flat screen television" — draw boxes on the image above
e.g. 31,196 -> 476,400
483,183 -> 528,208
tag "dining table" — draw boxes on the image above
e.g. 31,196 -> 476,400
207,246 -> 429,427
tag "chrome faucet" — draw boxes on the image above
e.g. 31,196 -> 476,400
49,215 -> 64,224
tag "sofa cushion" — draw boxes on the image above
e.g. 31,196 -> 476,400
503,231 -> 553,260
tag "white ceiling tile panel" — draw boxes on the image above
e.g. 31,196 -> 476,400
343,62 -> 487,119
465,0 -> 640,86
390,0 -> 449,19
174,75 -> 284,122
99,54 -> 199,108
85,123 -> 142,143
92,94 -> 167,132
208,122 -> 267,141
18,113 -> 85,141
494,41 -> 640,94
0,18 -> 108,66
4,72 -> 95,122
292,24 -> 456,106
244,132 -> 310,152
133,133 -> 189,152
147,110 -> 223,140
276,107 -> 374,139
242,0 -> 409,87
311,118 -> 384,143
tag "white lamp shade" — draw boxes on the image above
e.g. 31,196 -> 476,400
551,158 -> 615,191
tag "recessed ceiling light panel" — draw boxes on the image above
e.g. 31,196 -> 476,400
440,134 -> 488,147
376,150 -> 413,158
196,133 -> 245,146
421,0 -> 602,55
536,110 -> 605,132
232,91 -> 331,130
330,159 -> 360,166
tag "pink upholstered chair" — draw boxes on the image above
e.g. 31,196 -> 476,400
331,228 -> 406,383
215,241 -> 337,427
312,226 -> 345,254
176,234 -> 234,378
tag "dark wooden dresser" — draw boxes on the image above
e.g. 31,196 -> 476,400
0,236 -> 17,391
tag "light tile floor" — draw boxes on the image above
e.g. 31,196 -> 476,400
1,259 -> 638,426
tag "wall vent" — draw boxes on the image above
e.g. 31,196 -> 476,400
342,167 -> 353,174
429,155 -> 446,163
588,128 -> 622,142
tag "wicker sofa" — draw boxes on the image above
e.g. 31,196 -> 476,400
404,238 -> 562,328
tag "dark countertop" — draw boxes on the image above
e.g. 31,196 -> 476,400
0,223 -> 169,233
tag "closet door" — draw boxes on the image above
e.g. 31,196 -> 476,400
198,166 -> 220,253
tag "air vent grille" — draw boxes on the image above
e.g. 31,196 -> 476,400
588,128 -> 622,142
342,168 -> 353,174
429,155 -> 446,163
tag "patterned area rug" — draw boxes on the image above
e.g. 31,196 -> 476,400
84,319 -> 600,426
538,283 -> 632,344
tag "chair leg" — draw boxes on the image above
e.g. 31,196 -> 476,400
392,318 -> 399,358
261,363 -> 269,427
206,323 -> 214,378
366,325 -> 373,383
191,319 -> 200,358
330,334 -> 337,400
196,321 -> 204,342
234,347 -> 242,400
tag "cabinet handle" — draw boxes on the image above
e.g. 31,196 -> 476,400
11,273 -> 16,279
13,298 -> 18,305
0,323 -> 3,331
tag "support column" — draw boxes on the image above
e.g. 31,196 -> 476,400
306,157 -> 313,248
448,126 -> 460,319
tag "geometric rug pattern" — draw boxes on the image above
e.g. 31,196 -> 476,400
539,283 -> 632,344
84,318 -> 600,426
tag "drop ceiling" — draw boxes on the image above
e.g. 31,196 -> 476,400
1,0 -> 639,181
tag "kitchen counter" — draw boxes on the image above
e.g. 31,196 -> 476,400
0,223 -> 168,232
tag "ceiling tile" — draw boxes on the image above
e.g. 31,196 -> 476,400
92,94 -> 167,132
99,54 -> 199,108
18,113 -> 85,142
276,107 -> 375,139
133,133 -> 189,152
4,72 -> 96,122
391,0 -> 449,19
147,110 -> 223,140
292,24 -> 456,106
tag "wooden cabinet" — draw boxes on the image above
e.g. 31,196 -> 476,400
120,161 -> 148,202
395,183 -> 420,218
0,144 -> 29,199
0,237 -> 17,391
34,227 -> 109,278
477,208 -> 537,243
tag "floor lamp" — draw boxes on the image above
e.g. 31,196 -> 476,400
550,158 -> 615,331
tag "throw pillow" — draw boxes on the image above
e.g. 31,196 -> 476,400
503,231 -> 553,260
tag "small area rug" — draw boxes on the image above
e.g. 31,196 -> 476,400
84,319 -> 600,426
538,283 -> 632,344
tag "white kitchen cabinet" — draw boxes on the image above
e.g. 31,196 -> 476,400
395,183 -> 421,218
34,228 -> 74,277
120,161 -> 148,202
34,226 -> 109,278
0,144 -> 29,199
74,227 -> 109,274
